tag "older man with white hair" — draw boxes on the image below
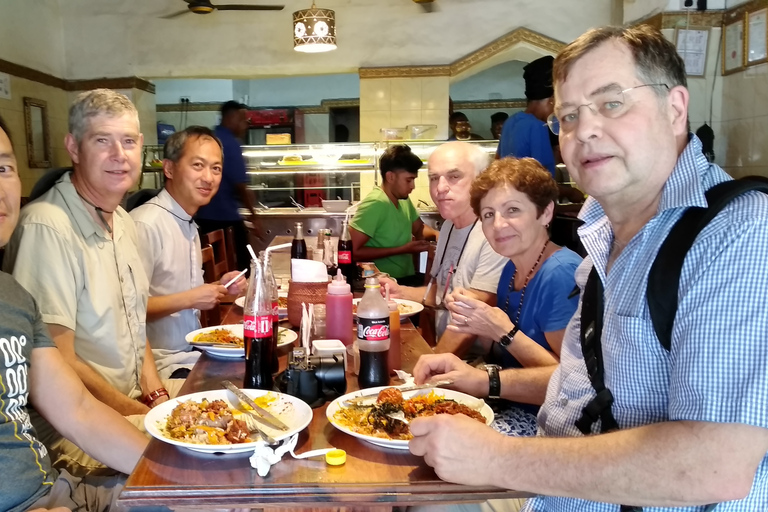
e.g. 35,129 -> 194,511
384,141 -> 507,356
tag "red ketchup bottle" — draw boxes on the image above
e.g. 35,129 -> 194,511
243,257 -> 274,390
356,277 -> 390,389
326,269 -> 354,346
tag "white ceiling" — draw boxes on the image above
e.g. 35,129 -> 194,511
1,0 -> 657,81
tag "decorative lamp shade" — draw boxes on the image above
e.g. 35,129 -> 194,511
293,5 -> 337,53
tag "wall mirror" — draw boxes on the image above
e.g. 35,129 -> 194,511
23,97 -> 52,168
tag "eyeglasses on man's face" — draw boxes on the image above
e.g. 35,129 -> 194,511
546,83 -> 669,135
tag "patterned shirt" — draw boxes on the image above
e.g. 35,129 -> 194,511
524,136 -> 768,511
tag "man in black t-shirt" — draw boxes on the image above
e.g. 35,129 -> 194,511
0,115 -> 148,512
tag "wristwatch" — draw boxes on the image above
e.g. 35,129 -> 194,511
499,325 -> 520,347
483,364 -> 502,399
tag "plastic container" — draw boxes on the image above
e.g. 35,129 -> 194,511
356,277 -> 390,389
326,269 -> 354,346
387,298 -> 401,375
312,303 -> 327,340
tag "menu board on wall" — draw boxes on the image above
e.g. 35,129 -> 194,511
723,19 -> 745,74
747,8 -> 768,65
0,72 -> 10,100
675,28 -> 709,77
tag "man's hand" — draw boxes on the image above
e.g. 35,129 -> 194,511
409,414 -> 508,487
378,276 -> 402,298
404,239 -> 432,254
189,283 -> 227,311
220,270 -> 247,296
412,353 -> 489,398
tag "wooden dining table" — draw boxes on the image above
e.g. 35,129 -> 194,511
118,305 -> 528,510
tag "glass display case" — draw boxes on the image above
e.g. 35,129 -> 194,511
241,143 -> 378,207
240,140 -> 499,208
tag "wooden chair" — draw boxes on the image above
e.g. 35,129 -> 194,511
199,245 -> 222,327
224,226 -> 238,272
202,229 -> 229,281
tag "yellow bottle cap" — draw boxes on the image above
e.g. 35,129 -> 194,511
325,449 -> 346,465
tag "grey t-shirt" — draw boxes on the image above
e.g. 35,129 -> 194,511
430,220 -> 507,336
0,271 -> 57,512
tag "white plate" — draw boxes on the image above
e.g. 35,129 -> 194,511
145,389 -> 312,454
326,386 -> 493,450
235,295 -> 288,317
186,325 -> 297,358
352,298 -> 424,320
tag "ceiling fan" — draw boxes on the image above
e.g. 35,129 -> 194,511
162,0 -> 285,19
412,0 -> 438,13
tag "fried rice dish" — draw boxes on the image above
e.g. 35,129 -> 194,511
165,399 -> 252,445
333,388 -> 486,440
193,328 -> 242,346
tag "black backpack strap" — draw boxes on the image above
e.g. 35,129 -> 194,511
576,267 -> 620,435
647,180 -> 768,351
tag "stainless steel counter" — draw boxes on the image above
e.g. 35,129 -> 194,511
246,207 -> 443,247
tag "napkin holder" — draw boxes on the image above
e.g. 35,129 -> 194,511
287,279 -> 328,327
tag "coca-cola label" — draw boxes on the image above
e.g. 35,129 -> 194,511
244,314 -> 273,338
358,317 -> 390,341
271,301 -> 279,322
338,251 -> 352,264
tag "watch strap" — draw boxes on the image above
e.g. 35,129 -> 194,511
485,365 -> 501,399
499,325 -> 520,347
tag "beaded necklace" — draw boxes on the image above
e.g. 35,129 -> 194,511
503,239 -> 550,325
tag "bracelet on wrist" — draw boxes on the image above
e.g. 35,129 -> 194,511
141,387 -> 169,407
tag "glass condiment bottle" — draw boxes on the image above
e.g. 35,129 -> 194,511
291,222 -> 307,259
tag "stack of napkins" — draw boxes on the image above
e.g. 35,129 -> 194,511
291,259 -> 329,282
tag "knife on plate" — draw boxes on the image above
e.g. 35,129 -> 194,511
221,380 -> 289,431
344,379 -> 454,406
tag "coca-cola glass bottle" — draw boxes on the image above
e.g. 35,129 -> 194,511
243,257 -> 274,390
291,222 -> 307,259
337,220 -> 355,285
356,277 -> 390,389
260,251 -> 280,374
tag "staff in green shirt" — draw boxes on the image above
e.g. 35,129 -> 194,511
350,145 -> 438,286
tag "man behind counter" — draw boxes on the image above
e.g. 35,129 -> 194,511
350,144 -> 438,287
196,100 -> 261,269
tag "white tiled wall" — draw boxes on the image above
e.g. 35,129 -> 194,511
359,75 -> 450,207
718,63 -> 768,179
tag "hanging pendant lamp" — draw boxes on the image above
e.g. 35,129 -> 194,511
293,2 -> 337,53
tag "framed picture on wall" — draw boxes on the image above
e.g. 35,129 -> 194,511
746,8 -> 768,66
675,27 -> 710,77
723,17 -> 745,75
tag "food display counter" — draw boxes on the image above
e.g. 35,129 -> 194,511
141,140 -> 499,245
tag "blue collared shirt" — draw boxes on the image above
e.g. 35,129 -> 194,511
524,136 -> 768,511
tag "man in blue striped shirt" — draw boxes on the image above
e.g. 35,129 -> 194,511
410,25 -> 768,511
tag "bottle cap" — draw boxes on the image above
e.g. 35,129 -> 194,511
327,269 -> 351,295
325,449 -> 346,465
